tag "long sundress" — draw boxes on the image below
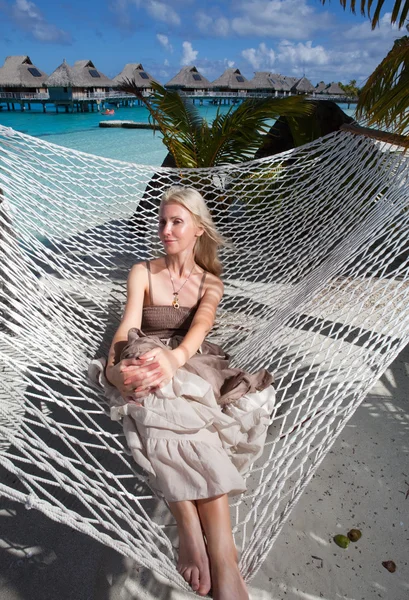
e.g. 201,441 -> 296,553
89,263 -> 276,502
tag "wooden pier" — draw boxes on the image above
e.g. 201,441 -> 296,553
99,121 -> 156,129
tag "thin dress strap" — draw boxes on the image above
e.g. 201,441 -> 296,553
197,271 -> 206,302
146,261 -> 154,305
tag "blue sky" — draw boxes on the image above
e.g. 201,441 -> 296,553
0,0 -> 402,85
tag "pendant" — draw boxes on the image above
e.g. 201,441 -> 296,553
172,294 -> 180,309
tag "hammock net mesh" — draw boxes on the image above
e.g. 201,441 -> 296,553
0,124 -> 409,587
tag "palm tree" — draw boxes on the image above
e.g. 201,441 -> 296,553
322,0 -> 409,137
117,80 -> 313,168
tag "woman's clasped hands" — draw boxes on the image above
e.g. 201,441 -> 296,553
107,347 -> 183,404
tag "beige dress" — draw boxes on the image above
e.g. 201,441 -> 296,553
89,262 -> 276,502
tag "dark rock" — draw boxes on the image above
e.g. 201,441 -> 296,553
255,100 -> 354,159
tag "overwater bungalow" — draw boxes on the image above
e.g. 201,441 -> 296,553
322,82 -> 344,96
269,74 -> 291,95
211,68 -> 250,93
0,55 -> 48,110
112,63 -> 159,96
315,81 -> 327,94
165,66 -> 212,97
291,77 -> 315,95
45,59 -> 113,112
247,72 -> 291,96
247,72 -> 276,95
283,76 -> 299,89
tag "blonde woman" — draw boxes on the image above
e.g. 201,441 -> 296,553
102,186 -> 275,599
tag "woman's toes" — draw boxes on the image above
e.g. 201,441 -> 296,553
181,566 -> 191,583
190,567 -> 200,592
197,580 -> 212,596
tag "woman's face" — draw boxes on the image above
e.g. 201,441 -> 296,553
158,201 -> 202,254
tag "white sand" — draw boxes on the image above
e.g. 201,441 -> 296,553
1,345 -> 408,600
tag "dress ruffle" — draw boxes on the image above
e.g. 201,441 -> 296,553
89,358 -> 275,502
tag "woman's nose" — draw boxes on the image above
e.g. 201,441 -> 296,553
163,222 -> 172,235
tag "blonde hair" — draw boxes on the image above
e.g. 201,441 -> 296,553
160,186 -> 227,276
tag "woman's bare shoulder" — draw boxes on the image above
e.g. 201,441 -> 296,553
127,261 -> 149,288
203,271 -> 224,297
129,260 -> 147,275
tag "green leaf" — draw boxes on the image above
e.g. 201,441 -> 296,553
356,35 -> 409,139
320,0 -> 408,29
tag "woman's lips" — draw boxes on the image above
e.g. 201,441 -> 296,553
164,240 -> 176,244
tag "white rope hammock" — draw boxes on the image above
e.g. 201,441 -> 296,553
1,124 -> 409,589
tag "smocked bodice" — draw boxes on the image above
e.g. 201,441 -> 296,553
141,260 -> 206,339
141,304 -> 198,339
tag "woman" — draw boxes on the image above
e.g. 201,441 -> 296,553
100,186 -> 274,599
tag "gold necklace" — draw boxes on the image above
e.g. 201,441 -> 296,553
165,257 -> 195,309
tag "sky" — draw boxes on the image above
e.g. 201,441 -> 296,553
0,0 -> 403,86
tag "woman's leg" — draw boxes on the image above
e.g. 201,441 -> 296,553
196,494 -> 248,600
168,499 -> 212,596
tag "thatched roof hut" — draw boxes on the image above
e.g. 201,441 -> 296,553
165,66 -> 212,90
323,82 -> 344,95
46,59 -> 112,88
211,68 -> 249,91
246,72 -> 291,93
283,76 -> 298,88
269,74 -> 291,92
0,55 -> 47,88
45,60 -> 78,88
315,81 -> 327,94
247,72 -> 275,92
72,60 -> 112,87
291,77 -> 315,94
112,63 -> 159,89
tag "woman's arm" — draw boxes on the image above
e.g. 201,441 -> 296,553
134,275 -> 224,393
105,263 -> 160,392
172,276 -> 224,368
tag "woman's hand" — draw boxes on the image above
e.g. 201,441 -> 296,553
105,358 -> 161,402
131,347 -> 183,397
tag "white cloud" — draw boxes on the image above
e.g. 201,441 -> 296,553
157,33 -> 173,52
344,12 -> 399,41
241,43 -> 275,70
238,37 -> 384,84
197,11 -> 230,36
196,0 -> 331,40
181,41 -> 198,65
147,1 -> 180,26
341,11 -> 401,61
196,12 -> 211,32
164,58 -> 170,67
273,40 -> 376,84
227,60 -> 235,68
7,0 -> 71,43
14,0 -> 40,19
110,0 -> 180,29
277,40 -> 330,67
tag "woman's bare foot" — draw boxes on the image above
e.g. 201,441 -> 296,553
173,503 -> 212,596
210,554 -> 248,600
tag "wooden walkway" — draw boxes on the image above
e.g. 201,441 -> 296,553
99,121 -> 156,129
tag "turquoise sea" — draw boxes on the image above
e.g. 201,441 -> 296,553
0,101 -> 356,166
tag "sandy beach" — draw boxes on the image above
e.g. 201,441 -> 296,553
1,343 -> 408,600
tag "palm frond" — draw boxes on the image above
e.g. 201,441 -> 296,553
356,35 -> 409,137
200,96 -> 314,166
321,0 -> 408,29
117,80 -> 313,168
117,79 -> 205,167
